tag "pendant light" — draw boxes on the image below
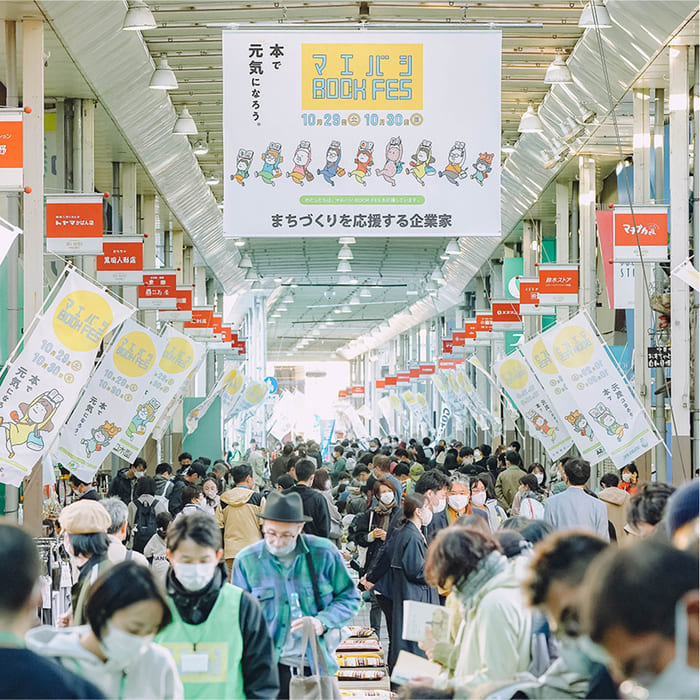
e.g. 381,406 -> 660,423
173,106 -> 197,135
122,1 -> 156,30
544,54 -> 573,84
149,58 -> 178,89
579,0 -> 612,28
518,103 -> 543,133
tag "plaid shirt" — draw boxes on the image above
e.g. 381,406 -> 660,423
233,533 -> 361,673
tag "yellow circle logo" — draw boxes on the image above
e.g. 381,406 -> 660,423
552,325 -> 594,369
52,291 -> 113,353
113,331 -> 157,378
159,337 -> 194,375
245,383 -> 265,404
224,370 -> 244,396
416,394 -> 426,407
530,339 -> 558,376
499,358 -> 529,390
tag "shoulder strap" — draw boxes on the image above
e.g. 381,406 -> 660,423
304,537 -> 324,614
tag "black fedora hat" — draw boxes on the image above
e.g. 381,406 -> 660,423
259,490 -> 312,523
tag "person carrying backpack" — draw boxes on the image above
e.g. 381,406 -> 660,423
127,476 -> 169,553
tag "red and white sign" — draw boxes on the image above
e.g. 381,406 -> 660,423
475,312 -> 492,339
385,375 -> 397,386
338,389 -> 348,398
409,368 -> 421,379
538,264 -> 579,306
596,210 -> 635,309
185,307 -> 215,336
419,364 -> 435,376
160,286 -> 193,321
491,300 -> 522,331
452,331 -> 467,347
96,236 -> 143,285
233,339 -> 247,356
442,339 -> 454,354
352,385 -> 365,395
438,359 -> 456,370
46,193 -> 104,255
0,109 -> 23,190
376,379 -> 386,389
464,321 -> 477,340
613,205 -> 668,262
518,277 -> 555,315
396,372 -> 411,383
138,269 -> 178,310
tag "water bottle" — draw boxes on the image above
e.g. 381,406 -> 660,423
289,591 -> 303,638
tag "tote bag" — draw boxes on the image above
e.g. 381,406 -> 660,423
289,619 -> 342,700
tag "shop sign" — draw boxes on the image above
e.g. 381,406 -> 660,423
596,210 -> 634,309
647,346 -> 671,369
384,375 -> 397,386
613,205 -> 668,262
437,359 -> 455,370
184,307 -> 214,337
518,277 -> 555,316
491,299 -> 521,331
409,368 -> 421,379
352,385 -> 365,395
159,287 -> 193,322
375,379 -> 386,389
0,268 -> 132,486
46,193 -> 104,255
223,29 -> 501,238
96,237 -> 143,285
452,331 -> 467,347
475,311 -> 492,340
419,364 -> 435,375
338,389 -> 348,398
138,270 -> 178,310
442,339 -> 453,354
396,371 -> 411,383
0,109 -> 23,190
537,264 -> 579,306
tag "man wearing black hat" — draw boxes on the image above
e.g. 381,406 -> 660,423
233,491 -> 361,699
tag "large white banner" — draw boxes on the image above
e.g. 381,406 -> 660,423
58,320 -> 167,481
520,335 -> 607,465
113,327 -> 205,463
223,30 -> 501,237
539,312 -> 660,468
494,350 -> 573,461
0,269 -> 132,485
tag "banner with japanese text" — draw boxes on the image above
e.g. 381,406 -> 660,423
538,312 -> 659,468
96,237 -> 144,285
494,350 -> 573,461
113,326 -> 205,462
0,269 -> 132,485
58,320 -> 167,481
223,29 -> 501,237
45,194 -> 104,255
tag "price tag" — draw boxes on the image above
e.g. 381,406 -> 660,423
181,652 -> 209,674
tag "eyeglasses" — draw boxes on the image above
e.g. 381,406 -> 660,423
263,530 -> 298,543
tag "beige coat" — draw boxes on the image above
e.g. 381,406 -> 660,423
598,486 -> 630,540
216,487 -> 263,559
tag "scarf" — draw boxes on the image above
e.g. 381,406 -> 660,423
166,562 -> 227,625
373,501 -> 395,531
454,551 -> 508,608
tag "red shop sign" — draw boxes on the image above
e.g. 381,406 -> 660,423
419,364 -> 435,375
438,359 -> 456,370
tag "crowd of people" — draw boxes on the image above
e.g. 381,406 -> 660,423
0,434 -> 697,700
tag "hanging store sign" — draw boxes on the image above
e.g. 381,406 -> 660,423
419,364 -> 435,375
375,379 -> 386,389
96,236 -> 144,285
494,350 -> 573,461
184,307 -> 215,337
338,389 -> 348,398
491,300 -> 521,331
518,277 -> 555,316
384,375 -> 397,386
0,268 -> 132,486
596,209 -> 635,309
223,29 -> 502,238
159,287 -> 193,322
58,320 -> 166,481
475,312 -> 492,340
138,269 -> 178,310
613,205 -> 668,262
45,193 -> 104,255
442,339 -> 453,354
0,109 -> 23,190
539,312 -> 660,468
452,331 -> 467,347
351,385 -> 365,395
437,359 -> 455,370
408,368 -> 420,379
396,371 -> 411,383
537,264 -> 579,306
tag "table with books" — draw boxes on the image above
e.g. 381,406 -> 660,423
335,626 -> 393,698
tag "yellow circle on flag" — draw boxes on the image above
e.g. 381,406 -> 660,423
113,331 -> 157,378
159,337 -> 194,375
499,358 -> 528,390
52,290 -> 113,353
245,383 -> 264,404
552,325 -> 594,369
531,339 -> 557,376
224,371 -> 244,396
416,394 -> 426,407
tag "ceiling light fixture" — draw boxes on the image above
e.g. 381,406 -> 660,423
193,140 -> 209,156
445,239 -> 460,255
544,53 -> 573,84
440,253 -> 450,260
282,294 -> 294,304
562,116 -> 586,143
239,254 -> 252,268
338,245 -> 354,260
338,237 -> 356,245
122,0 -> 156,30
233,238 -> 246,247
340,305 -> 352,314
173,106 -> 197,135
205,174 -> 220,186
431,267 -> 444,281
349,294 -> 360,305
277,305 -> 287,312
149,57 -> 178,89
359,287 -> 371,298
271,312 -> 281,318
518,103 -> 543,133
337,260 -> 352,273
578,0 -> 612,28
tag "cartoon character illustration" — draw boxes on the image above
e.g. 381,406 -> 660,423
0,389 -> 64,459
527,410 -> 556,440
231,149 -> 253,186
254,142 -> 283,186
375,136 -> 404,187
565,409 -> 594,440
81,421 -> 121,458
438,141 -> 468,186
589,403 -> 628,441
347,140 -> 374,186
317,141 -> 345,186
470,152 -> 494,186
405,139 -> 436,186
125,399 -> 161,440
285,140 -> 314,186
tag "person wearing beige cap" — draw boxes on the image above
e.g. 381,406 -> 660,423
59,499 -> 114,627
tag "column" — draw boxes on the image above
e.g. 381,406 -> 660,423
141,195 -> 157,329
669,45 -> 691,483
522,220 -> 537,341
578,156 -> 597,319
555,181 -> 570,323
633,88 -> 653,480
121,162 -> 138,310
21,18 -> 45,536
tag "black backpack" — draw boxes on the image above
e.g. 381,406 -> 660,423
132,499 -> 158,553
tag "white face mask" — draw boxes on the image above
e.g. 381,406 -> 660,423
418,508 -> 433,527
173,561 -> 218,591
379,491 -> 395,505
622,472 -> 632,483
471,491 -> 487,507
100,624 -> 152,668
448,494 -> 470,511
535,472 -> 544,485
325,481 -> 332,491
432,497 -> 447,513
473,451 -> 482,461
264,535 -> 299,558
134,471 -> 145,479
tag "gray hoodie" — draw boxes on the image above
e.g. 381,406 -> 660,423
25,625 -> 183,699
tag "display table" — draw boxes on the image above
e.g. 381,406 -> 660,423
335,628 -> 392,695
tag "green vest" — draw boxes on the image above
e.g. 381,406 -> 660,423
156,583 -> 246,700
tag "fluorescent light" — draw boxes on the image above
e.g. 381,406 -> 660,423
445,239 -> 460,255
338,245 -> 354,260
239,254 -> 252,268
518,103 -> 543,133
579,0 -> 612,28
440,253 -> 450,260
123,1 -> 156,30
337,260 -> 352,273
544,54 -> 572,84
277,305 -> 287,312
271,312 -> 281,318
359,287 -> 371,298
234,238 -> 246,247
173,106 -> 197,135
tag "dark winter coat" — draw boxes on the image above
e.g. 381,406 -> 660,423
107,468 -> 134,505
284,484 -> 331,538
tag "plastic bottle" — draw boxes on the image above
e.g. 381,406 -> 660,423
289,591 -> 303,638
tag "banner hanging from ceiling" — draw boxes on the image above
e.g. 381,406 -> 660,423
57,319 -> 167,481
223,29 -> 501,238
0,268 -> 132,485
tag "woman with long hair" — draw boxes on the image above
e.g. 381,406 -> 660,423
469,472 -> 507,531
311,467 -> 343,546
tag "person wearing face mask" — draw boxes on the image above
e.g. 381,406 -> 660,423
469,472 -> 507,531
69,474 -> 101,501
617,463 -> 639,494
157,513 -> 279,699
27,561 -> 181,698
447,477 -> 471,524
144,511 -> 173,585
583,540 -> 699,700
510,474 -> 546,520
127,476 -> 170,553
199,477 -> 220,516
414,469 -> 451,541
233,491 -> 360,699
387,492 -> 439,670
108,457 -> 147,506
528,462 -> 550,495
311,467 -> 343,546
178,484 -> 207,519
168,463 -> 207,517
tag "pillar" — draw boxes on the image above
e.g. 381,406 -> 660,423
668,45 -> 691,483
121,162 -> 138,310
555,181 -> 570,323
141,195 -> 157,329
578,156 -> 597,320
